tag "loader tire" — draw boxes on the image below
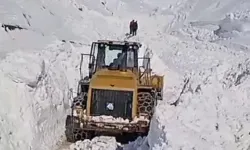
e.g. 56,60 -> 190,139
65,115 -> 80,142
65,115 -> 93,142
137,92 -> 155,117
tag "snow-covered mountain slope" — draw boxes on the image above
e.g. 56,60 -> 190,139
1,0 -> 250,150
0,0 -> 125,58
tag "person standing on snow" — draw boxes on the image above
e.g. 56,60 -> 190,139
133,20 -> 138,36
129,20 -> 135,35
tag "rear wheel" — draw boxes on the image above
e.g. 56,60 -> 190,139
137,92 -> 155,117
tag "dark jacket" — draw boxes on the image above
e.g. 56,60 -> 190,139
129,20 -> 134,29
134,21 -> 138,30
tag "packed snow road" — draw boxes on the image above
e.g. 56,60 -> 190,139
1,0 -> 250,150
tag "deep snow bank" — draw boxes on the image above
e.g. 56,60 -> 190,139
134,3 -> 250,149
143,32 -> 250,149
0,41 -> 90,150
149,59 -> 250,150
140,2 -> 250,149
0,49 -> 69,149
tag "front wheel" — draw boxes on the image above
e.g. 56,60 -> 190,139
65,115 -> 94,142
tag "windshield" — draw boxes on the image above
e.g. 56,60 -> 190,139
95,43 -> 137,71
105,45 -> 122,66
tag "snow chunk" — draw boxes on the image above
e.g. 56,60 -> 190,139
91,116 -> 130,124
123,136 -> 149,150
69,136 -> 118,150
81,115 -> 150,124
69,136 -> 150,150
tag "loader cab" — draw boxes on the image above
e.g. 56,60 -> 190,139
88,40 -> 141,77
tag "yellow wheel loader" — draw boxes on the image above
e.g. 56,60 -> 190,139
65,40 -> 164,142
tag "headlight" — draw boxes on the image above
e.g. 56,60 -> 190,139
73,109 -> 82,116
73,109 -> 78,116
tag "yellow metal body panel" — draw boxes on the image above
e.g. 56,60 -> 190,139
86,69 -> 138,118
139,74 -> 163,88
151,75 -> 164,90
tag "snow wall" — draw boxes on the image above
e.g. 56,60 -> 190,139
145,35 -> 250,150
0,41 -> 90,150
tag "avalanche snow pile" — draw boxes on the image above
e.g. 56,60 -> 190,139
150,61 -> 250,149
0,41 -> 90,150
145,34 -> 250,149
